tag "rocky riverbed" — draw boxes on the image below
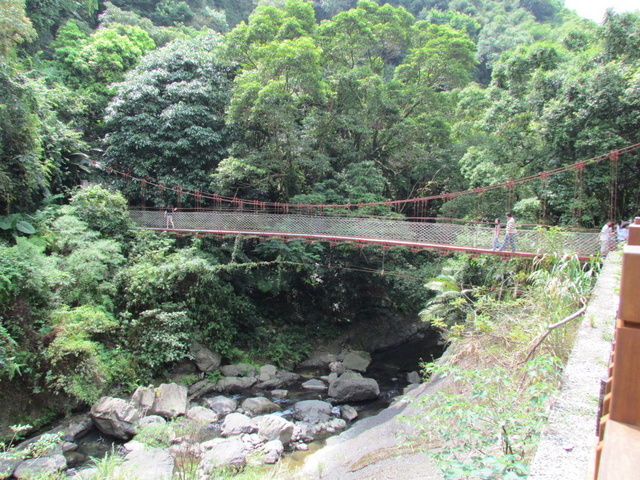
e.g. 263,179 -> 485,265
0,339 -> 439,479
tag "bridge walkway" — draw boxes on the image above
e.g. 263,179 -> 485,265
130,210 -> 600,260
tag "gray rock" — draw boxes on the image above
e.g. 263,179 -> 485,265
340,405 -> 359,422
276,370 -> 300,385
302,379 -> 327,391
215,376 -> 257,393
328,371 -> 380,403
122,447 -> 174,480
271,389 -> 288,399
56,414 -> 93,442
90,397 -> 141,440
220,363 -> 256,377
241,397 -> 281,416
188,379 -> 217,399
148,383 -> 188,419
258,365 -> 277,382
342,351 -> 371,373
329,361 -> 346,375
13,455 -> 67,479
293,400 -> 333,424
64,451 -> 87,468
204,395 -> 237,415
292,422 -> 316,442
298,352 -> 339,368
61,442 -> 77,452
122,440 -> 147,453
251,415 -> 295,444
261,439 -> 284,464
137,415 -> 166,428
130,386 -> 156,414
199,437 -> 247,474
407,370 -> 422,384
260,365 -> 278,376
221,413 -> 257,437
186,406 -> 219,424
0,452 -> 23,479
193,344 -> 222,372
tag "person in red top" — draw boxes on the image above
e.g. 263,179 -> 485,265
499,212 -> 516,252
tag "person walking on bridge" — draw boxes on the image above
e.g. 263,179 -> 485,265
600,220 -> 615,255
492,218 -> 501,251
499,212 -> 516,252
164,204 -> 176,229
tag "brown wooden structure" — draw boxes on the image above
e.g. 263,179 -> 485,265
595,217 -> 640,478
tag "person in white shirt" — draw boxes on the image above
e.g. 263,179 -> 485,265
600,220 -> 615,254
499,212 -> 516,252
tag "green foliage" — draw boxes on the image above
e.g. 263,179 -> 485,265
44,305 -> 118,403
104,32 -> 236,203
49,213 -> 124,308
120,309 -> 193,370
50,20 -> 156,138
408,355 -> 562,479
68,185 -> 131,239
0,0 -> 36,57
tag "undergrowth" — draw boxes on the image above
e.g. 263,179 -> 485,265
404,254 -> 599,479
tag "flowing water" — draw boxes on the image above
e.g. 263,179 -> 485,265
75,330 -> 444,466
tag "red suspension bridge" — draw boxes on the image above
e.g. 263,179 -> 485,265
95,143 -> 640,260
129,209 -> 600,259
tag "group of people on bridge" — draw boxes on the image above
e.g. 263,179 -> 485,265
600,220 -> 630,255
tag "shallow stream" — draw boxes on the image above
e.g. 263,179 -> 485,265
76,331 -> 444,462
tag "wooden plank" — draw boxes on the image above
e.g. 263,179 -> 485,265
597,420 -> 640,479
618,246 -> 640,324
603,392 -> 611,416
631,224 -> 640,246
610,326 -> 640,425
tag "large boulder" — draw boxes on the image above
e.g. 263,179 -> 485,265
13,455 -> 67,479
191,342 -> 222,372
241,397 -> 281,416
221,413 -> 257,437
148,383 -> 188,419
260,439 -> 284,464
199,437 -> 248,474
342,351 -> 371,372
293,400 -> 332,424
188,379 -> 217,400
220,363 -> 256,377
204,395 -> 237,415
258,365 -> 277,382
186,406 -> 219,424
121,447 -> 174,480
328,371 -> 380,403
130,386 -> 155,414
90,397 -> 141,440
255,370 -> 299,389
302,379 -> 327,391
251,415 -> 294,444
215,376 -> 257,393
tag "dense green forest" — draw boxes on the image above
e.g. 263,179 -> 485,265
1,0 -> 639,439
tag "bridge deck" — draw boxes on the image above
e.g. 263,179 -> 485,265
130,210 -> 600,260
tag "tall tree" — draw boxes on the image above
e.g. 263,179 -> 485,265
104,32 -> 236,205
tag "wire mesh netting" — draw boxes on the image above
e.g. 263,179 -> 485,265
130,210 -> 601,257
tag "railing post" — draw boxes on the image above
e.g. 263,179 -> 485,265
628,217 -> 640,246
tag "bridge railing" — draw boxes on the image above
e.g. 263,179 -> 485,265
595,218 -> 640,479
129,210 -> 600,257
